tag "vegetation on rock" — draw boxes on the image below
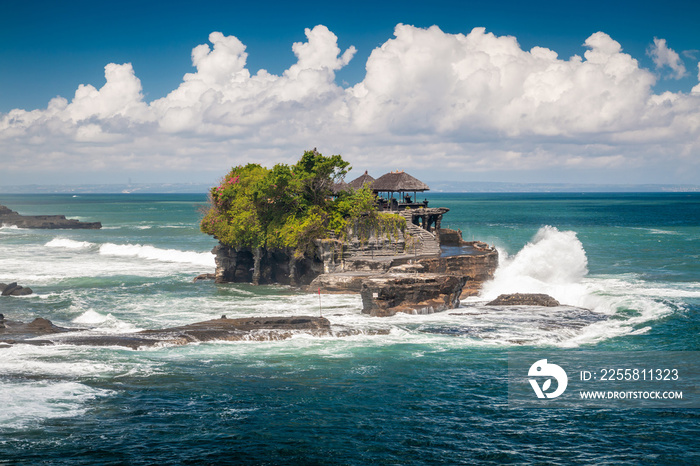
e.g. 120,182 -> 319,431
201,150 -> 405,256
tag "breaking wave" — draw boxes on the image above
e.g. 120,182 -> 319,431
98,243 -> 215,267
480,226 -> 589,306
473,226 -> 678,346
45,238 -> 94,249
44,237 -> 215,267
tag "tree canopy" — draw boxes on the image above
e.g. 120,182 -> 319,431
201,150 -> 404,256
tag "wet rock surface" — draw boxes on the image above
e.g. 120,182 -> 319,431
0,315 -> 383,349
360,274 -> 467,317
486,293 -> 561,307
0,204 -> 101,229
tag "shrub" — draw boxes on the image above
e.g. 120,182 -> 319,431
201,149 -> 405,255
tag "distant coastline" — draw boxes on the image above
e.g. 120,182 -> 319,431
1,181 -> 698,194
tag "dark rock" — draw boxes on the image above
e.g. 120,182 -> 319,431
1,282 -> 33,296
417,250 -> 498,298
0,315 -> 382,349
1,282 -> 19,296
309,272 -> 372,293
486,293 -> 561,307
0,204 -> 101,229
12,287 -> 33,296
212,244 -> 323,286
0,317 -> 72,338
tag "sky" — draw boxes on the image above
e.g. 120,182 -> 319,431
1,0 -> 699,188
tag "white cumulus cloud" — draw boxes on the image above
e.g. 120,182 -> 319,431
647,37 -> 687,79
1,24 -> 699,185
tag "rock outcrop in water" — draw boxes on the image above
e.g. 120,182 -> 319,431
0,315 -> 379,349
486,293 -> 561,307
0,204 -> 101,229
201,158 -> 498,317
211,224 -> 498,317
0,282 -> 33,296
360,274 -> 467,317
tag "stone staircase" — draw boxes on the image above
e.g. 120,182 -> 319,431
319,212 -> 442,273
399,212 -> 441,257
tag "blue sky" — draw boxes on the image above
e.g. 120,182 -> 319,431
1,0 -> 699,187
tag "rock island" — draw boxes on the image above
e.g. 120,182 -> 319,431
201,150 -> 498,316
0,204 -> 101,229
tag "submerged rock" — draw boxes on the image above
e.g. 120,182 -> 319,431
486,293 -> 561,307
0,315 -> 383,349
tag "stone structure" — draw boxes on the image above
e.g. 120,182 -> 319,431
0,204 -> 101,229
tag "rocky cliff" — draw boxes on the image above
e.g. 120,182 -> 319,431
210,221 -> 499,317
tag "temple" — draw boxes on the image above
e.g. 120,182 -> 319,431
211,167 -> 498,317
345,169 -> 449,238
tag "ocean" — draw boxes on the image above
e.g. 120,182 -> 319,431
1,192 -> 698,464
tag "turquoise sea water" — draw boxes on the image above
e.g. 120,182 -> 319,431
1,193 -> 698,464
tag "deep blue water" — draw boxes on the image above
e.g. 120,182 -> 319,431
1,193 -> 698,464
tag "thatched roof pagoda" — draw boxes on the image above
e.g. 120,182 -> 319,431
348,171 -> 375,190
371,170 -> 429,193
331,180 -> 351,194
371,170 -> 430,210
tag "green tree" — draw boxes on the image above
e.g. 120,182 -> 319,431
201,149 -> 404,256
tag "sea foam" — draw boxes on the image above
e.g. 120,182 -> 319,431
98,243 -> 215,267
45,238 -> 95,249
472,226 -> 678,346
0,381 -> 113,431
480,226 -> 589,306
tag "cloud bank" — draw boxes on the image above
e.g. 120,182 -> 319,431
2,24 -> 699,185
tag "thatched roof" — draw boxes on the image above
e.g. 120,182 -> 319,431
371,171 -> 430,192
331,180 -> 351,194
347,171 -> 375,190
